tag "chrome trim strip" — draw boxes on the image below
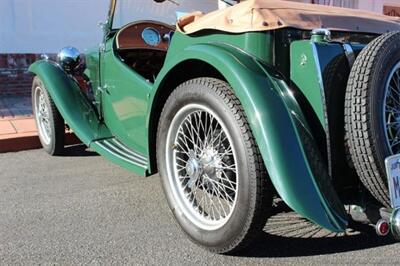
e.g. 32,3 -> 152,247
112,139 -> 147,161
108,140 -> 148,164
97,142 -> 147,169
103,140 -> 147,164
102,140 -> 148,165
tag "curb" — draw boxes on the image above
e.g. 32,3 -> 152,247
0,132 -> 81,153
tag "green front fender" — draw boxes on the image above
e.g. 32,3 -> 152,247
29,60 -> 111,145
153,43 -> 348,232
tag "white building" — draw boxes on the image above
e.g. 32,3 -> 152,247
300,0 -> 400,13
0,0 -> 219,54
0,0 -> 398,54
0,0 -> 398,95
0,0 -> 110,54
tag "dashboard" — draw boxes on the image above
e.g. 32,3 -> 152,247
116,21 -> 175,51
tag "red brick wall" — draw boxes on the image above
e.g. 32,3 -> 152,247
384,5 -> 400,17
0,54 -> 48,95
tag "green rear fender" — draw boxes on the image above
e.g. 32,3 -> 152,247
29,60 -> 111,145
153,44 -> 348,232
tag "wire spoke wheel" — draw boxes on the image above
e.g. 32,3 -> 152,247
384,62 -> 400,154
32,76 -> 65,155
166,104 -> 238,230
34,86 -> 52,145
157,78 -> 272,253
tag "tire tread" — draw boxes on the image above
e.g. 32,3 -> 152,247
344,32 -> 400,206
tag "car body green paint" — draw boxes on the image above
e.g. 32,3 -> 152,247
29,61 -> 112,145
163,31 -> 274,64
291,40 -> 328,129
84,46 -> 101,93
291,40 -> 359,130
101,37 -> 152,156
29,13 -> 358,233
29,61 -> 148,175
152,38 -> 347,232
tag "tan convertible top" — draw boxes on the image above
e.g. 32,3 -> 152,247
177,0 -> 400,34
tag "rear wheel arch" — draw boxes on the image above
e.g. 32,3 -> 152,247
148,60 -> 225,174
147,48 -> 348,231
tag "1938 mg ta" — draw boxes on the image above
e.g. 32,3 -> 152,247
30,0 -> 400,254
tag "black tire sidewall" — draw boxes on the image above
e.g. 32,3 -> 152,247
157,80 -> 257,251
346,32 -> 400,206
369,41 -> 400,183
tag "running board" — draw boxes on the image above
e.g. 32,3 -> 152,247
90,138 -> 148,176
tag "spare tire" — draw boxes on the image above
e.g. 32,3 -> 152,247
345,31 -> 400,207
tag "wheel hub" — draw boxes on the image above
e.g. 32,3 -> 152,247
200,147 -> 222,181
186,157 -> 200,177
186,157 -> 202,187
186,147 -> 223,188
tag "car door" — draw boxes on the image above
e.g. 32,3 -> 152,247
99,0 -> 218,156
100,37 -> 152,157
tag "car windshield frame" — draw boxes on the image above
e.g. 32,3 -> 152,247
108,0 -> 219,31
107,0 -> 117,31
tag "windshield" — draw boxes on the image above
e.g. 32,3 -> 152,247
112,0 -> 218,29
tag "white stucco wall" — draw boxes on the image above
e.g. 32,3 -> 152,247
113,0 -> 217,29
0,0 -> 110,53
0,0 -> 220,54
291,0 -> 400,12
358,0 -> 400,13
0,0 -> 397,54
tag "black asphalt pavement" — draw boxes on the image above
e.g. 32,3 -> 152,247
1,145 -> 399,265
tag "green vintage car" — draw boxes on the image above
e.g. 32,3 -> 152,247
30,0 -> 400,254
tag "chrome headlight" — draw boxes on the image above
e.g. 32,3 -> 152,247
57,46 -> 83,74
